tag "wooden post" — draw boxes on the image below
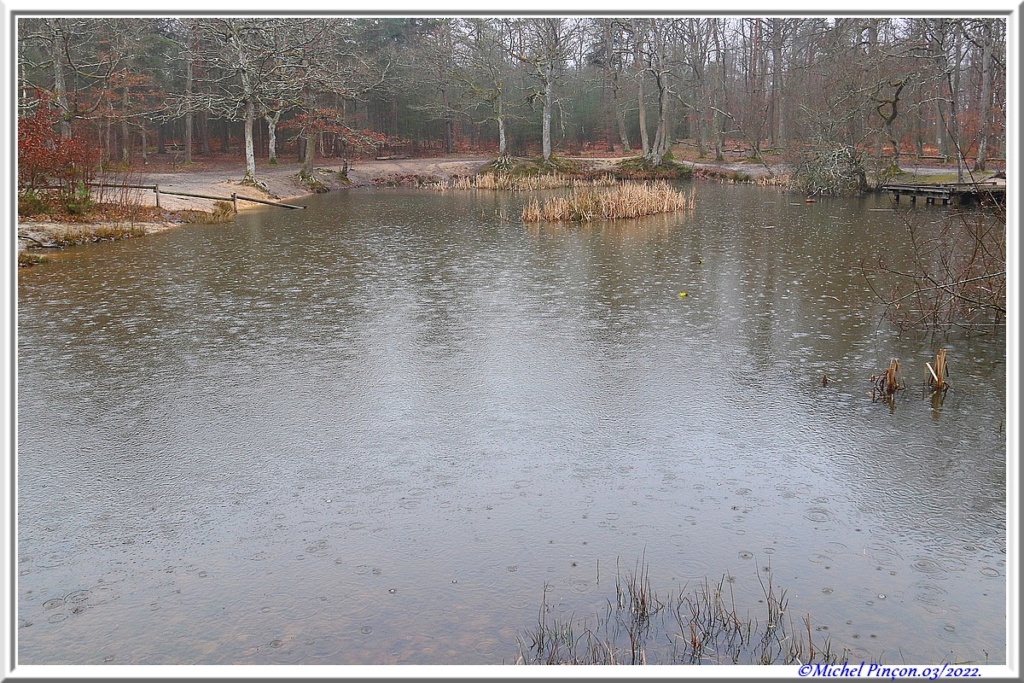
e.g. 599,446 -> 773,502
231,192 -> 238,213
154,184 -> 160,209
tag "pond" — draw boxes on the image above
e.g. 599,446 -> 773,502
16,181 -> 1006,666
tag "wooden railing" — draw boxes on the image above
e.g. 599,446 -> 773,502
31,182 -> 305,211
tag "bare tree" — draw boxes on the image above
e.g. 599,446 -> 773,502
507,17 -> 580,162
460,18 -> 518,155
969,18 -> 1000,171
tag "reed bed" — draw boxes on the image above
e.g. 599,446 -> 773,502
449,172 -> 618,192
521,181 -> 694,222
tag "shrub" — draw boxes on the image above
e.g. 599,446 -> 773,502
18,93 -> 99,195
18,189 -> 51,217
178,200 -> 235,224
62,181 -> 94,216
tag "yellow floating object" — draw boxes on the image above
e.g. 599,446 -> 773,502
678,291 -> 688,298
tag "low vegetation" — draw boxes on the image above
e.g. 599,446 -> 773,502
612,154 -> 693,181
176,200 -> 237,224
479,154 -> 585,178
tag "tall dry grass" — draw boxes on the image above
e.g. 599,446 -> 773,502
450,172 -> 618,192
521,181 -> 694,222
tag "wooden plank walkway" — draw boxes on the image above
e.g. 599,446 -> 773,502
885,182 -> 1005,206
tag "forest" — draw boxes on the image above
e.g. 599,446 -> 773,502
16,16 -> 1007,193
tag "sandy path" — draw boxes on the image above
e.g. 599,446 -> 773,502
128,156 -> 495,211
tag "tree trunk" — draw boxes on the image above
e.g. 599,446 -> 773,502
712,20 -> 726,161
770,18 -> 786,149
602,22 -> 617,152
301,89 -> 317,178
198,112 -> 210,156
541,62 -> 554,162
50,21 -> 72,140
949,23 -> 963,183
648,72 -> 670,165
121,87 -> 131,164
694,110 -> 706,158
265,110 -> 281,163
935,83 -> 947,156
303,130 -> 316,177
646,21 -> 670,165
497,97 -> 507,155
104,113 -> 112,164
616,107 -> 630,152
973,20 -> 993,171
634,28 -> 649,156
242,98 -> 257,184
184,31 -> 194,163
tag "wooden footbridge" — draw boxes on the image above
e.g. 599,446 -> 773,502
884,180 -> 1005,207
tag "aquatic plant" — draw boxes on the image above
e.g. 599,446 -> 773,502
17,251 -> 48,268
871,358 -> 904,402
516,559 -> 846,666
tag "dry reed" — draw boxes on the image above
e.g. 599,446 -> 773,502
450,172 -> 618,192
871,358 -> 904,401
925,349 -> 950,394
521,181 -> 694,222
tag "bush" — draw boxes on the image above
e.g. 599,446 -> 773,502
18,93 -> 99,194
61,181 -> 94,216
793,145 -> 867,196
178,200 -> 235,224
18,189 -> 51,217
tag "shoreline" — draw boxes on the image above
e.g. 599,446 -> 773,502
18,152 -> 977,258
16,155 -> 497,254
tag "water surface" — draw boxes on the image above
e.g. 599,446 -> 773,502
17,182 -> 1006,665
